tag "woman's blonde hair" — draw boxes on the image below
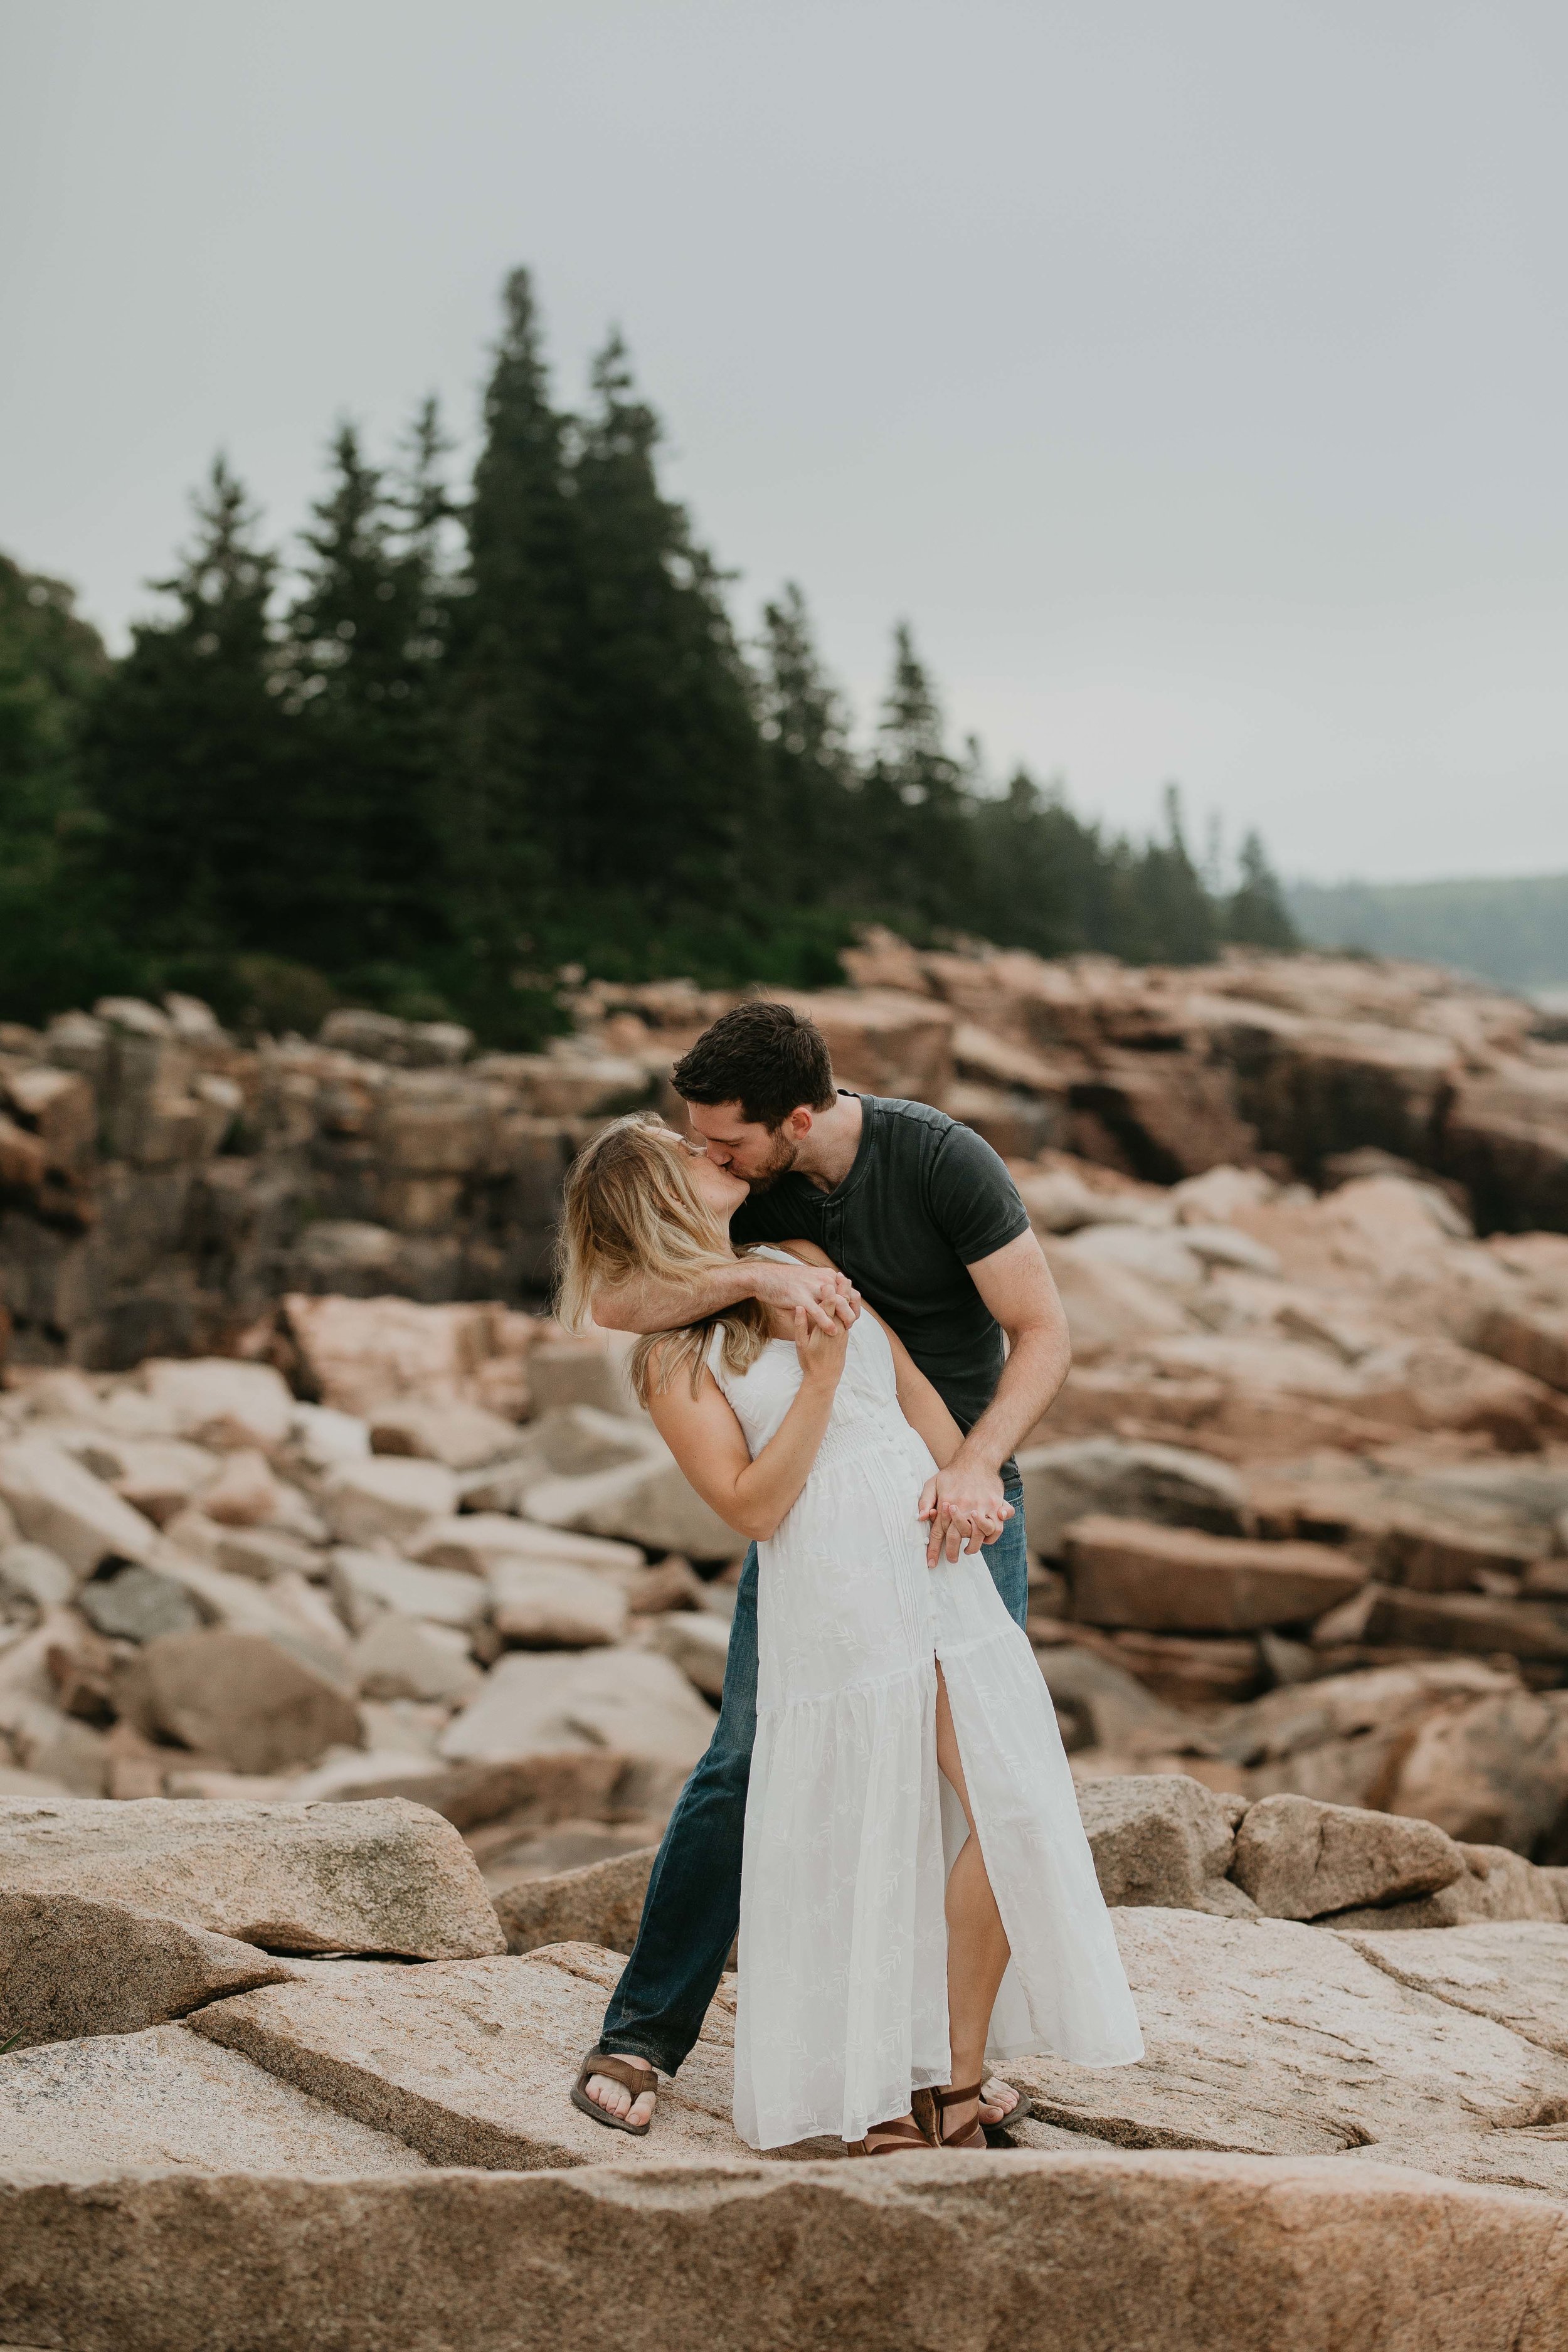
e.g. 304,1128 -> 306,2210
555,1113 -> 771,1404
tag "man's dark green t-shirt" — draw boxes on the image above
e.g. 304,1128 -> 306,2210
729,1091 -> 1032,1476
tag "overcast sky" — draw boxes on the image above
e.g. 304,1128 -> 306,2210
4,1 -> 1565,884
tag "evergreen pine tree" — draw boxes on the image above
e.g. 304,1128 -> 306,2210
279,417 -> 452,985
446,270 -> 580,987
855,623 -> 975,931
1118,785 -> 1221,963
83,457 -> 296,956
0,552 -> 127,1017
752,583 -> 858,905
1226,829 -> 1299,948
562,330 -> 758,945
967,769 -> 1118,957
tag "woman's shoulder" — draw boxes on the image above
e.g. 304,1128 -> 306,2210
754,1237 -> 836,1269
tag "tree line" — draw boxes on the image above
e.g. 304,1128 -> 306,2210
1,268 -> 1296,1041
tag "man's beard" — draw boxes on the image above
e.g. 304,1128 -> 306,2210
744,1130 -> 800,1192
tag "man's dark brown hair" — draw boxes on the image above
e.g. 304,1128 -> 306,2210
672,1000 -> 835,1130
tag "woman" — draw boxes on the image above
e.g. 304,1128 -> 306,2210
558,1115 -> 1142,2155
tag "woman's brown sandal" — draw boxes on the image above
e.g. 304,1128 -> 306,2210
845,2115 -> 937,2157
931,2080 -> 988,2150
571,2045 -> 658,2137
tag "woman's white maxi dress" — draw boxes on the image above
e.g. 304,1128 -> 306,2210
714,1264 -> 1143,2151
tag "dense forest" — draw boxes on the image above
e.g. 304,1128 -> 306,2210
1,270 -> 1296,1044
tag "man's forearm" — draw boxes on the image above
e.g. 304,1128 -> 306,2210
955,1320 -> 1071,1475
593,1260 -> 762,1336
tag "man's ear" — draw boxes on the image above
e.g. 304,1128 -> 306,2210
785,1105 -> 815,1140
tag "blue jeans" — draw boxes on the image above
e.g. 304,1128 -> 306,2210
599,1478 -> 1029,2076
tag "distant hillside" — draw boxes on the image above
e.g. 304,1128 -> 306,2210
1288,872 -> 1568,993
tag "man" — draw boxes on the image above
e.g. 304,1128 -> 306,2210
579,998 -> 1071,2135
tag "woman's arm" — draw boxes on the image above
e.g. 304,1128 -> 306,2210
593,1255 -> 856,1338
645,1304 -> 851,1544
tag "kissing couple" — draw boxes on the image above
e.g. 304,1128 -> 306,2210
559,999 -> 1142,2156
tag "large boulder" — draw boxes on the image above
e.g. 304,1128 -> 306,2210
1034,1641 -> 1197,1756
774,986 -> 955,1102
410,1515 -> 644,1579
137,1552 -> 351,1678
0,2022 -> 426,2180
1336,1920 -> 1568,2057
1332,1843 -> 1568,1931
287,1749 -> 628,1830
348,1613 -> 482,1707
0,2154 -> 1565,2352
190,1941 -> 764,2170
1478,1303 -> 1568,1394
1039,1244 -> 1192,1361
319,1456 -> 457,1549
1362,1586 -> 1568,1664
1011,1906 -> 1568,2159
1064,1517 -> 1364,1633
327,1547 -> 490,1634
438,1648 -> 716,1770
1076,1775 -> 1254,1916
488,1559 -> 629,1648
0,1439 -> 159,1579
1230,1796 -> 1466,1921
281,1293 -> 535,1420
139,1359 -> 295,1453
116,1628 -> 361,1775
494,1848 -> 657,1956
646,1609 -> 731,1699
1382,1685 -> 1568,1850
0,1889 -> 292,2048
77,1561 -> 203,1642
1016,1438 -> 1245,1559
524,1454 -> 739,1560
0,1797 -> 506,1957
368,1398 -> 524,1469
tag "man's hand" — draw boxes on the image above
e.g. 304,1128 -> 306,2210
918,1452 -> 1013,1565
753,1256 -> 860,1335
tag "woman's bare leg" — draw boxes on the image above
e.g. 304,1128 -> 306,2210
934,1663 -> 1011,2142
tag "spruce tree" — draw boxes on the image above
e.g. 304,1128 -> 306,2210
83,457 -> 295,958
279,416 -> 452,985
967,769 -> 1118,958
0,552 -> 125,1017
858,623 -> 975,930
562,330 -> 758,946
446,270 -> 579,987
1117,785 -> 1220,964
753,583 -> 858,905
1227,829 -> 1298,948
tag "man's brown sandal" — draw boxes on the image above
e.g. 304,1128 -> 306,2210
571,2045 -> 658,2137
931,2081 -> 988,2151
845,2115 -> 936,2158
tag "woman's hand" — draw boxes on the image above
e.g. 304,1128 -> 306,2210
794,1293 -> 852,1389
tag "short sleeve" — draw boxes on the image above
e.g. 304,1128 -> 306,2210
925,1120 -> 1031,1266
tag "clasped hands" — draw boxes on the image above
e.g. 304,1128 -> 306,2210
918,1461 -> 1012,1565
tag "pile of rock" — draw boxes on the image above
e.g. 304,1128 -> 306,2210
1002,1148 -> 1568,1857
7,1158 -> 1568,1883
6,1777 -> 1568,2348
5,935 -> 1568,1370
0,1328 -> 743,1898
